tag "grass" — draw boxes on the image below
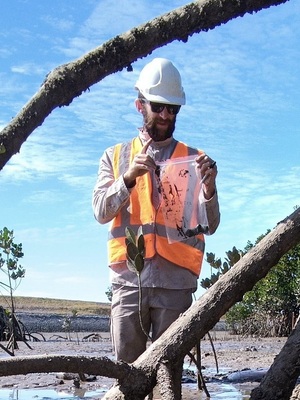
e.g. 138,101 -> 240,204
0,296 -> 111,316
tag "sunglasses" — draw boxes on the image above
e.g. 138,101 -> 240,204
141,99 -> 181,115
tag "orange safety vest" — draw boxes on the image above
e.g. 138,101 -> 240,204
108,137 -> 205,276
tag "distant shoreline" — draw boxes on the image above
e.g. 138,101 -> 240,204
0,296 -> 111,333
0,295 -> 111,316
16,311 -> 110,333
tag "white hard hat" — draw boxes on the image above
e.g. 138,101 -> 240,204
135,58 -> 186,105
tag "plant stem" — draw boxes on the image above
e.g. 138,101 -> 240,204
138,273 -> 152,342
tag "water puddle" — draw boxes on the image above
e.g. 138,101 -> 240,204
0,364 -> 256,400
204,383 -> 253,398
0,384 -> 255,399
0,388 -> 105,399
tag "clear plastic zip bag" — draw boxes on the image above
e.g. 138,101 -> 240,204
156,155 -> 208,243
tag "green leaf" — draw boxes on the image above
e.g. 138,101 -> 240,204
126,255 -> 137,273
126,242 -> 139,263
134,253 -> 144,274
137,226 -> 143,239
137,234 -> 145,257
125,226 -> 145,276
125,227 -> 136,245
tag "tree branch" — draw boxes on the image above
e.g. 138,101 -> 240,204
0,0 -> 289,170
0,208 -> 299,398
0,354 -> 131,379
251,319 -> 300,400
134,208 -> 300,365
104,208 -> 300,398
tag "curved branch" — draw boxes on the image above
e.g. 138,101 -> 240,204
0,354 -> 154,400
251,319 -> 300,400
102,207 -> 300,398
0,354 -> 131,379
146,208 -> 300,362
0,0 -> 288,170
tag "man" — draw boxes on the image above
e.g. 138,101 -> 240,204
93,58 -> 220,363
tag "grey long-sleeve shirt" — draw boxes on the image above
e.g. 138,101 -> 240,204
93,132 -> 220,291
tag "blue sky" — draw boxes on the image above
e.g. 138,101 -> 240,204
0,0 -> 299,303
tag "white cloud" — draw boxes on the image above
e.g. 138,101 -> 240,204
0,47 -> 13,58
11,63 -> 47,76
23,190 -> 64,204
59,174 -> 96,191
41,15 -> 75,32
0,73 -> 27,98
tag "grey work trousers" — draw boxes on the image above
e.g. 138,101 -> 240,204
110,285 -> 193,363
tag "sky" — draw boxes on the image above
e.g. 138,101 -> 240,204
0,0 -> 299,303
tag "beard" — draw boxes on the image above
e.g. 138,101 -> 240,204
142,109 -> 176,142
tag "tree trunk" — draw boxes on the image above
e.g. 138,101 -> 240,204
0,208 -> 299,399
0,0 -> 288,170
251,318 -> 300,400
291,385 -> 300,400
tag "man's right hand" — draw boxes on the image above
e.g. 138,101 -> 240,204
123,139 -> 156,188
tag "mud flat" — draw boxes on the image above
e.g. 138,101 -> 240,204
0,331 -> 288,399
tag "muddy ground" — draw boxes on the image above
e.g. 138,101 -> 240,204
0,331 -> 288,399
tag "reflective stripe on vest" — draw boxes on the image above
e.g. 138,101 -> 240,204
108,137 -> 205,276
